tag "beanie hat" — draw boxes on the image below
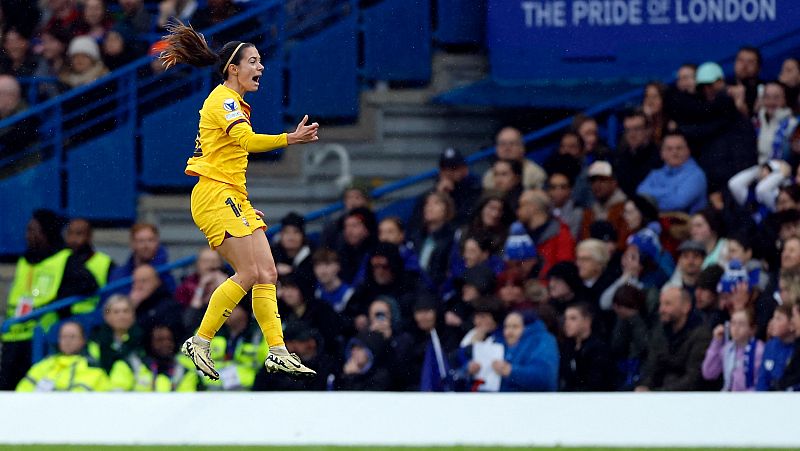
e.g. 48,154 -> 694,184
627,222 -> 662,263
68,36 -> 101,61
546,261 -> 583,294
717,259 -> 749,294
504,221 -> 537,261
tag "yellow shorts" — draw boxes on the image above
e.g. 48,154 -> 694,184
190,176 -> 266,248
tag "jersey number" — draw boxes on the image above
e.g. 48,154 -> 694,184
225,197 -> 241,217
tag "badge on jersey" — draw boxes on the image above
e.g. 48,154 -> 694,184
222,98 -> 239,112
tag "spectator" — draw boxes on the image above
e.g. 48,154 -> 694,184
320,183 -> 371,249
335,330 -> 392,391
181,267 -> 227,333
560,302 -> 614,391
175,247 -> 225,307
678,61 -> 757,195
495,270 -> 536,313
0,26 -> 39,77
613,110 -> 662,197
32,28 -> 70,99
191,0 -> 243,43
363,297 -> 414,390
690,208 -> 728,269
702,308 -> 764,391
579,161 -> 628,243
625,224 -> 675,293
756,304 -> 795,391
378,217 -> 424,276
694,264 -> 726,329
277,274 -> 344,358
676,63 -> 697,95
501,222 -> 538,281
486,158 -> 524,213
64,218 -> 114,314
445,265 -> 496,331
60,35 -> 109,88
776,303 -> 800,390
610,284 -> 649,390
410,191 -> 456,290
16,321 -> 109,392
109,223 -> 176,294
109,324 -> 198,391
272,212 -> 315,299
516,189 -> 576,280
575,238 -> 617,308
666,240 -> 706,298
729,46 -> 764,117
756,263 -> 800,341
622,194 -> 660,236
728,160 -> 791,218
333,206 -> 377,285
42,0 -> 82,40
775,184 -> 800,212
461,194 -> 513,255
252,322 -> 337,391
572,114 -> 611,161
115,0 -> 152,35
460,296 -> 504,390
0,74 -> 38,159
0,0 -> 40,39
546,261 -> 585,316
128,264 -> 183,336
87,294 -> 143,373
493,311 -> 559,392
201,304 -> 262,391
636,286 -> 712,391
778,57 -> 800,111
546,132 -> 592,207
411,148 -> 481,228
726,230 -> 768,292
76,0 -> 113,41
1,209 -> 98,390
312,248 -> 355,315
460,233 -> 502,275
637,131 -> 707,214
410,294 -> 461,391
642,82 -> 667,145
755,82 -> 797,163
547,171 -> 583,238
482,126 -> 546,190
101,25 -> 141,71
156,0 -> 199,31
590,221 -> 623,278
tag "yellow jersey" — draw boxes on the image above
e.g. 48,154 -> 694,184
185,84 -> 288,194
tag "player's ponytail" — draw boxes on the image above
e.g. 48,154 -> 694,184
159,21 -> 218,71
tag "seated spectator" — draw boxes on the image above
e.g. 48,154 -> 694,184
335,330 -> 392,391
156,0 -> 199,32
410,192 -> 456,291
726,230 -> 769,292
560,302 -> 614,391
493,311 -> 558,392
676,63 -> 697,95
642,82 -> 667,145
775,184 -> 800,212
109,223 -> 176,294
411,148 -> 481,228
756,261 -> 800,340
278,274 -> 344,358
546,132 -> 592,206
42,0 -> 82,40
547,171 -> 583,238
0,26 -> 38,77
572,114 -> 611,161
580,161 -> 628,243
778,57 -> 800,111
87,294 -> 143,373
702,308 -> 764,391
64,219 -> 115,299
60,35 -> 109,88
636,286 -> 712,391
312,248 -> 355,314
460,233 -> 503,276
495,270 -> 536,313
129,264 -> 183,337
109,324 -> 198,391
101,25 -> 142,71
115,0 -> 153,35
0,74 -> 38,159
575,238 -> 617,308
486,158 -> 524,213
410,294 -> 462,392
201,303 -> 262,391
459,296 -> 505,389
729,160 -> 791,219
482,126 -> 546,190
252,322 -> 337,391
1,209 -> 98,391
445,265 -> 496,331
76,0 -> 113,41
610,284 -> 649,390
461,194 -> 513,255
16,321 -> 109,392
320,183 -> 371,248
501,222 -> 539,280
516,189 -> 576,280
175,247 -> 226,307
546,261 -> 585,316
622,194 -> 660,236
32,28 -> 71,99
755,82 -> 797,163
590,221 -> 623,276
694,265 -> 726,329
666,240 -> 706,299
272,212 -> 315,299
613,109 -> 662,197
378,217 -> 426,279
689,208 -> 728,269
181,267 -> 227,333
757,305 -> 795,391
776,302 -> 800,390
626,224 -> 675,292
637,131 -> 707,214
333,206 -> 377,285
362,297 -> 413,390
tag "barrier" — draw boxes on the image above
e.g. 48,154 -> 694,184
0,392 -> 796,447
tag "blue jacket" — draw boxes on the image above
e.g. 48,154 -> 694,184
499,320 -> 559,392
637,158 -> 707,213
756,337 -> 794,391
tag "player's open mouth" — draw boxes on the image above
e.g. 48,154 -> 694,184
252,75 -> 261,84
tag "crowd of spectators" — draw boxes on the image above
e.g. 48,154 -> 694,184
3,46 -> 800,393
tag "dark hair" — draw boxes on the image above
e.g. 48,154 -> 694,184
728,229 -> 753,252
462,231 -> 493,254
662,130 -> 688,145
679,62 -> 698,71
571,114 -> 596,133
379,216 -> 405,233
738,46 -> 763,68
566,301 -> 594,320
765,81 -> 788,103
780,184 -> 800,204
159,21 -> 253,78
560,131 -> 585,150
695,207 -> 726,237
623,108 -> 650,125
495,158 -> 523,178
312,247 -> 340,265
612,284 -> 645,311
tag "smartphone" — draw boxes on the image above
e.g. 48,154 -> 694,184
724,321 -> 731,342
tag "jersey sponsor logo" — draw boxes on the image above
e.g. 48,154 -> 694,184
222,98 -> 239,112
225,110 -> 244,121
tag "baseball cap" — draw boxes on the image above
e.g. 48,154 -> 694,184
439,147 -> 466,169
677,240 -> 707,256
696,62 -> 724,84
587,160 -> 613,179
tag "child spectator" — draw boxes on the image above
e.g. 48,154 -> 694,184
702,308 -> 765,391
757,305 -> 795,391
312,248 -> 355,314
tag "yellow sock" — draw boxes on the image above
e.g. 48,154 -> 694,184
252,283 -> 284,347
196,278 -> 247,341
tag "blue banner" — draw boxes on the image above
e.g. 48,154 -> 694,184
488,0 -> 799,81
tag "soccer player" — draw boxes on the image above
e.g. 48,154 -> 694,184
159,22 -> 318,379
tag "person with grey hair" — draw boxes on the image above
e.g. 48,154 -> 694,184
576,238 -> 618,309
482,126 -> 547,190
88,294 -> 143,372
515,189 -> 576,280
0,74 -> 37,158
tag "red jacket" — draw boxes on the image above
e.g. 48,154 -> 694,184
536,218 -> 576,280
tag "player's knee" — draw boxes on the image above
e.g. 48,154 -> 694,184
257,264 -> 277,285
236,266 -> 259,290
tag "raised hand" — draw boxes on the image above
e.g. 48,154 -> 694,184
287,115 -> 319,144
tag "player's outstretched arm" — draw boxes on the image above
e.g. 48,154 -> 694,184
287,115 -> 319,145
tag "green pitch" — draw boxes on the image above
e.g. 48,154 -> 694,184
0,446 -> 795,451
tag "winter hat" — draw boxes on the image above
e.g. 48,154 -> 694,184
717,259 -> 749,294
696,264 -> 724,291
627,222 -> 662,263
462,265 -> 496,295
280,212 -> 305,233
413,290 -> 440,312
32,209 -> 65,249
68,36 -> 101,61
504,221 -> 537,261
546,261 -> 583,294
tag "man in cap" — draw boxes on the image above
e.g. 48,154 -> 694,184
667,240 -> 707,303
411,148 -> 482,230
579,160 -> 628,243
